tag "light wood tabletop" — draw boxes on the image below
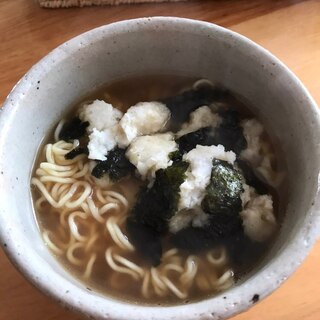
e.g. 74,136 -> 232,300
0,0 -> 320,319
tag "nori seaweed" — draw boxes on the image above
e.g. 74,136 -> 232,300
162,86 -> 229,129
126,217 -> 162,267
176,127 -> 215,154
64,146 -> 89,160
202,159 -> 243,216
126,161 -> 189,264
58,117 -> 89,142
170,212 -> 243,253
91,147 -> 135,181
129,161 -> 189,234
175,109 -> 247,156
213,110 -> 247,155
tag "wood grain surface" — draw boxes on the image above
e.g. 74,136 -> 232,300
0,0 -> 319,319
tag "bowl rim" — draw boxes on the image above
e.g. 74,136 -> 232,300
1,16 -> 320,320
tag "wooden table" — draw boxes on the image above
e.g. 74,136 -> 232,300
1,0 -> 320,319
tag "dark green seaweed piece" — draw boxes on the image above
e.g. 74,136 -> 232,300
168,150 -> 182,162
170,212 -> 243,253
58,117 -> 89,142
223,232 -> 267,279
177,126 -> 215,154
162,86 -> 229,129
126,217 -> 162,267
128,161 -> 189,235
236,159 -> 268,195
126,161 -> 188,264
213,110 -> 247,155
171,217 -> 266,278
64,146 -> 89,160
91,147 -> 135,181
202,159 -> 243,215
175,109 -> 247,155
130,185 -> 169,234
219,109 -> 239,127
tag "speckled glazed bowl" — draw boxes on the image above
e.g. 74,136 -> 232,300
0,17 -> 320,320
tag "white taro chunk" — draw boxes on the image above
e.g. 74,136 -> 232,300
79,100 -> 123,161
240,119 -> 283,187
176,106 -> 222,138
256,156 -> 285,188
79,99 -> 123,132
240,185 -> 277,242
169,208 -> 210,233
178,145 -> 236,211
240,119 -> 264,166
116,102 -> 171,148
126,133 -> 178,180
87,128 -> 117,161
240,183 -> 252,207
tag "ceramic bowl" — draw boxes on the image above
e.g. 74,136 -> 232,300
0,17 -> 320,320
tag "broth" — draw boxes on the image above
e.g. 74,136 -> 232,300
31,75 -> 287,305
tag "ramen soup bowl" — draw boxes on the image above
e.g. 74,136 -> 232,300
0,17 -> 320,320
